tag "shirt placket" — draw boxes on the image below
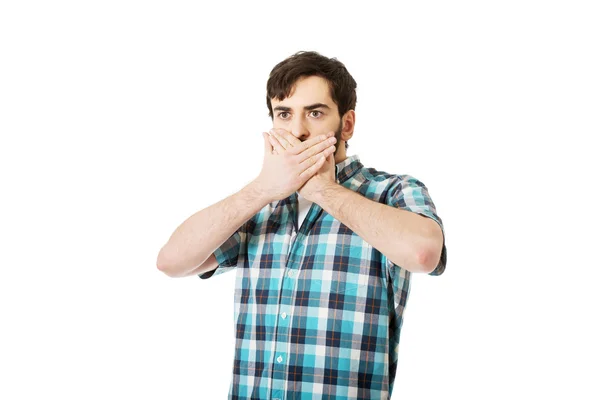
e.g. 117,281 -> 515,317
270,265 -> 296,400
270,198 -> 301,400
270,170 -> 341,399
272,190 -> 323,399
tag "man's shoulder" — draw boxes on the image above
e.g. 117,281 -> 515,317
348,161 -> 434,206
344,164 -> 408,205
351,163 -> 408,186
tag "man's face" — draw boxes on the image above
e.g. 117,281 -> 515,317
271,75 -> 344,152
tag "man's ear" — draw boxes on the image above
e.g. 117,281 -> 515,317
341,110 -> 355,142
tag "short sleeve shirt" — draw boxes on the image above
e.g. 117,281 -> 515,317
200,154 -> 447,399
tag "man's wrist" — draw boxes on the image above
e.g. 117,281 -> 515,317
246,179 -> 274,205
311,181 -> 339,204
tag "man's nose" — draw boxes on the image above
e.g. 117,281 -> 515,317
290,117 -> 310,141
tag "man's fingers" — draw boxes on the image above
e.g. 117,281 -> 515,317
270,128 -> 301,149
263,132 -> 273,153
291,134 -> 321,155
298,136 -> 337,162
268,132 -> 286,154
268,129 -> 336,155
270,131 -> 292,151
299,153 -> 326,180
299,144 -> 336,172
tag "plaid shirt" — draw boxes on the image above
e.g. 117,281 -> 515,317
200,154 -> 447,399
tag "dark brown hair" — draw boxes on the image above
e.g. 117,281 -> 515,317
266,51 -> 357,121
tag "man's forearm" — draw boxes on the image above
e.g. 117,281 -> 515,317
313,183 -> 443,273
156,180 -> 269,276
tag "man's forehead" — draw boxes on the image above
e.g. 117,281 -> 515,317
272,76 -> 335,108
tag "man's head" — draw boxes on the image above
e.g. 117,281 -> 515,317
266,51 -> 357,158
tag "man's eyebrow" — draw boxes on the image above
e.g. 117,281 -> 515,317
273,103 -> 331,113
304,103 -> 330,111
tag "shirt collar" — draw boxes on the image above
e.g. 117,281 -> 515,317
335,154 -> 363,184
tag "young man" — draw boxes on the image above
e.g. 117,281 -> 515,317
157,51 -> 447,399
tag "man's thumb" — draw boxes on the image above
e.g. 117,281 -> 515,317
262,132 -> 272,153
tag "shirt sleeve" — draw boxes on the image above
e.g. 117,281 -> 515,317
385,174 -> 447,276
198,218 -> 252,280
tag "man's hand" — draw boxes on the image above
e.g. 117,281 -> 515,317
268,128 -> 338,202
252,129 -> 337,203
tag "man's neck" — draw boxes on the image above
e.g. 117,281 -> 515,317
334,146 -> 347,164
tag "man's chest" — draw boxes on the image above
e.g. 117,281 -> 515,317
241,207 -> 387,298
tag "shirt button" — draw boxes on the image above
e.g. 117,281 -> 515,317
277,355 -> 283,363
287,270 -> 294,278
281,312 -> 287,319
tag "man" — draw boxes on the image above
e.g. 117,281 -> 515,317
157,51 -> 447,399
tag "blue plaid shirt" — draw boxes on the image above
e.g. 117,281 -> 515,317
200,154 -> 447,399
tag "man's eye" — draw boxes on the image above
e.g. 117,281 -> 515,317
278,112 -> 290,119
309,111 -> 323,118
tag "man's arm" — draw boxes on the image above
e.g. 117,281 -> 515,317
313,184 -> 444,274
156,131 -> 337,278
156,181 -> 269,278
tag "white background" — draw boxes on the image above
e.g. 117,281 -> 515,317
1,1 -> 598,399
